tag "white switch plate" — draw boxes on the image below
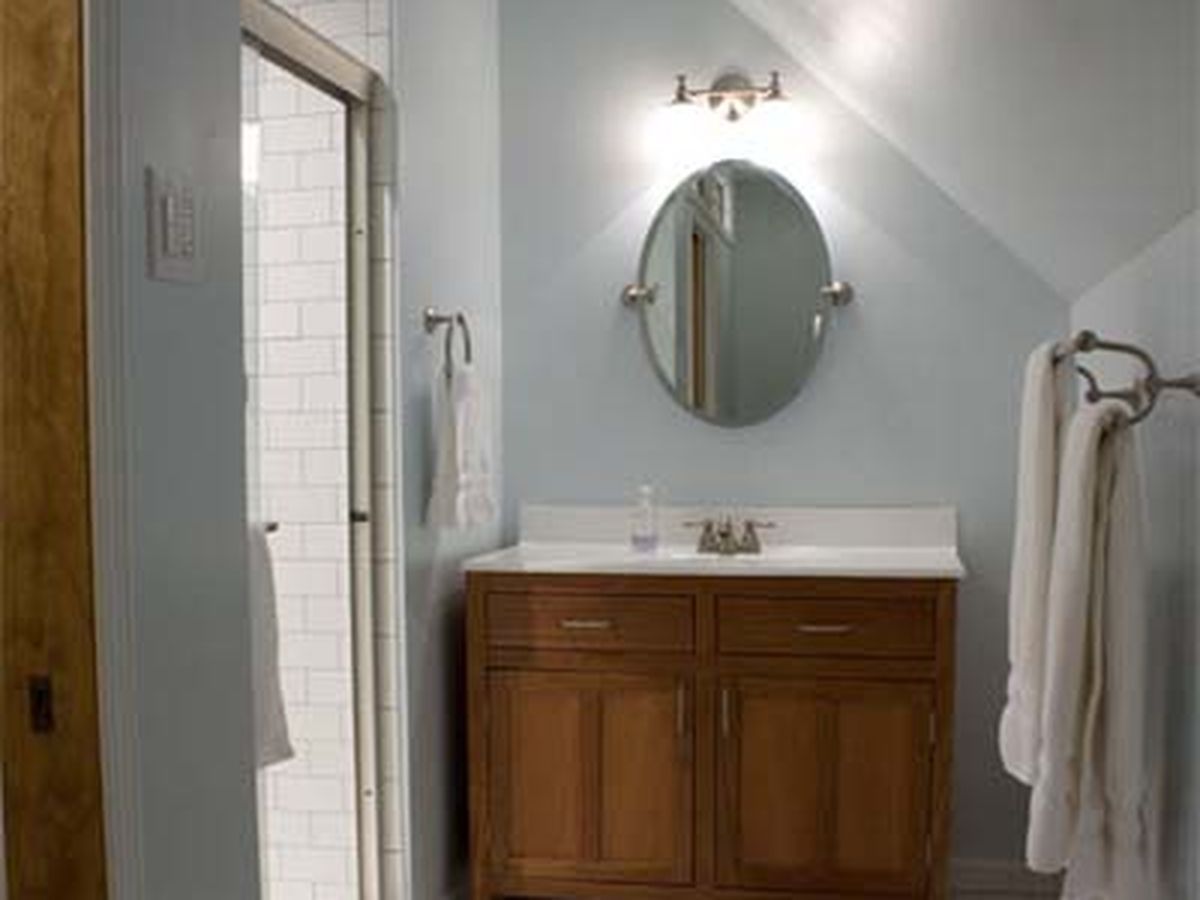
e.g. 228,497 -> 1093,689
145,166 -> 205,283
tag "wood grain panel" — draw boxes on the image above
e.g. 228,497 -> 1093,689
488,592 -> 694,653
1,0 -> 107,897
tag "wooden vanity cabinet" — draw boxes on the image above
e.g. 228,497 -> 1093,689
467,574 -> 957,900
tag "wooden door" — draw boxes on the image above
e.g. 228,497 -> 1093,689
717,677 -> 933,894
489,671 -> 692,884
1,0 -> 108,897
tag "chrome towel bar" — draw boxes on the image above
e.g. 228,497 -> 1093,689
1054,329 -> 1200,425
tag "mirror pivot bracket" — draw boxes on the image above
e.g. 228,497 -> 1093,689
621,283 -> 657,306
820,281 -> 855,307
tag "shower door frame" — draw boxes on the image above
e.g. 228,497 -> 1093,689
241,3 -> 384,898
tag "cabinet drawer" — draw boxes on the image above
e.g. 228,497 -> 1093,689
718,595 -> 934,658
487,592 -> 695,653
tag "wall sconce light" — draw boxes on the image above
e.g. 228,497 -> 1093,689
671,69 -> 786,122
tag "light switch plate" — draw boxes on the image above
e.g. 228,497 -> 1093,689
145,166 -> 206,283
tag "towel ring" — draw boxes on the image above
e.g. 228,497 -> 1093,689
424,307 -> 474,378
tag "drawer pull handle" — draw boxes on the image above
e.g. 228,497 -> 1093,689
796,623 -> 856,636
559,618 -> 614,632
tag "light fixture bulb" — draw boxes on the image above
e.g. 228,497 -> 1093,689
643,97 -> 718,177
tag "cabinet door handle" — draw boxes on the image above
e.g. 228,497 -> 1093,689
558,618 -> 614,632
721,687 -> 732,739
676,683 -> 687,738
796,623 -> 856,636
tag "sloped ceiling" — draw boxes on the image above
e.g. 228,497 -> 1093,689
730,0 -> 1197,301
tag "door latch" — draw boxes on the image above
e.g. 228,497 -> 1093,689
28,675 -> 55,734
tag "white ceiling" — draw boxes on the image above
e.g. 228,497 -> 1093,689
729,0 -> 1197,301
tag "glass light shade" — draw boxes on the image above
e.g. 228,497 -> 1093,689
644,99 -> 719,174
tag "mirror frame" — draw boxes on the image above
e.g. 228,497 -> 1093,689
629,158 -> 845,427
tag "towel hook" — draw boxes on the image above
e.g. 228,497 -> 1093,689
424,307 -> 474,379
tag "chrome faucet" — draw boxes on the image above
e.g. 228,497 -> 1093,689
686,516 -> 776,555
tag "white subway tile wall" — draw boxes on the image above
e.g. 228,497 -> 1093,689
243,2 -> 399,898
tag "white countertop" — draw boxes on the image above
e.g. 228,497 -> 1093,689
464,505 -> 966,580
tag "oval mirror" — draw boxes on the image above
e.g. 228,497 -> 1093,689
630,159 -> 846,426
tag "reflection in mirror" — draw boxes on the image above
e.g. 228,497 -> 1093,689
636,159 -> 837,426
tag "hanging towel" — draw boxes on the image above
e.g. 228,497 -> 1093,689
248,524 -> 295,769
1026,402 -> 1155,899
427,362 -> 496,529
1000,341 -> 1074,784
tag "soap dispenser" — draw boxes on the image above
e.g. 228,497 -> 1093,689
630,484 -> 659,553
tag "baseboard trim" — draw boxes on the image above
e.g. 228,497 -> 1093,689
951,858 -> 1061,896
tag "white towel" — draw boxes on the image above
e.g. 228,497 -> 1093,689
248,524 -> 294,769
427,363 -> 496,529
1000,341 -> 1074,784
1026,402 -> 1155,899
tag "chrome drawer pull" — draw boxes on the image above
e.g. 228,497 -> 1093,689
796,623 -> 856,636
558,618 -> 614,632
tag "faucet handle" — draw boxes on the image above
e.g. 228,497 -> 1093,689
737,519 -> 776,555
683,518 -> 721,554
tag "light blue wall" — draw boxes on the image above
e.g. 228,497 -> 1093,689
1072,213 -> 1200,897
499,0 -> 1067,862
116,0 -> 260,895
395,1 -> 503,898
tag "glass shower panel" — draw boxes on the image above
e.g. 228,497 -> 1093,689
242,41 -> 358,900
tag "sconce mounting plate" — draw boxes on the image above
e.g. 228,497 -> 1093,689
708,71 -> 758,121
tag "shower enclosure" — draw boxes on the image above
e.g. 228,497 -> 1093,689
241,3 -> 390,897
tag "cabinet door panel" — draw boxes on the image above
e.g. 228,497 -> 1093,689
833,684 -> 933,891
490,672 -> 589,875
718,677 -> 934,894
597,678 -> 692,882
489,671 -> 693,884
718,679 -> 825,888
